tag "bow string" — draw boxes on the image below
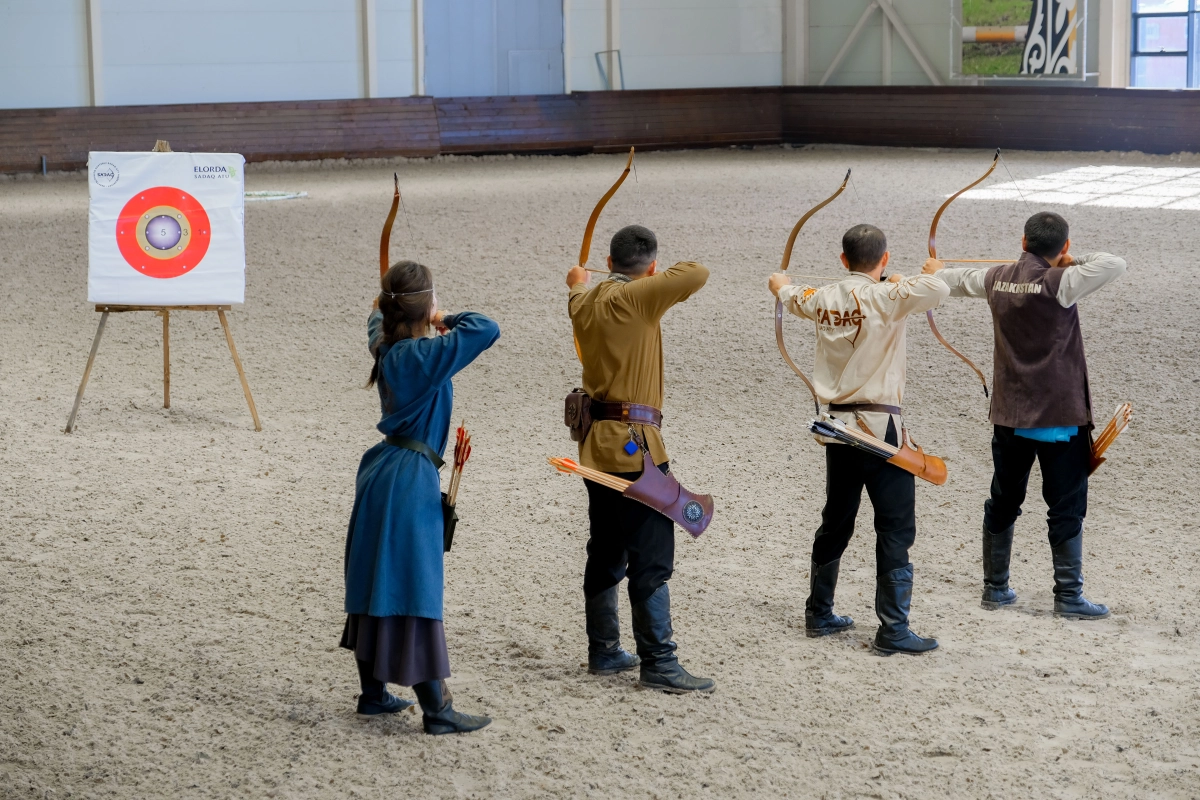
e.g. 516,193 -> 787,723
927,150 -> 998,397
775,168 -> 852,416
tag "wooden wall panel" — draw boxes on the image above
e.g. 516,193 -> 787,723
0,97 -> 440,174
2,87 -> 1198,175
782,87 -> 1200,155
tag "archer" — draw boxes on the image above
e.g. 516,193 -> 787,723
927,211 -> 1127,620
565,225 -> 714,693
770,224 -> 947,656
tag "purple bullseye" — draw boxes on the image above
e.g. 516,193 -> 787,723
145,215 -> 182,250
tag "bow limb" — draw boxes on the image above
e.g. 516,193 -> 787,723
926,150 -> 998,398
578,147 -> 635,268
574,147 -> 635,362
775,169 -> 851,416
379,172 -> 400,278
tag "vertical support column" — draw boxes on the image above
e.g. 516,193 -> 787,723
85,0 -> 103,106
562,0 -> 572,94
413,0 -> 425,95
162,309 -> 170,409
783,0 -> 808,86
881,0 -> 892,85
1099,0 -> 1132,88
362,0 -> 378,98
605,0 -> 620,90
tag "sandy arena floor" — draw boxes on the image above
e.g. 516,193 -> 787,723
1,145 -> 1198,799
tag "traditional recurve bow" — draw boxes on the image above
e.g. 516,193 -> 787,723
775,168 -> 852,416
379,172 -> 401,278
926,150 -> 1002,397
573,147 -> 636,362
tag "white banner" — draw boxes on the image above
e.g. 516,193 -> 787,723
88,151 -> 246,305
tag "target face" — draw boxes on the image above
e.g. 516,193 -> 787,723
115,186 -> 212,279
89,151 -> 245,305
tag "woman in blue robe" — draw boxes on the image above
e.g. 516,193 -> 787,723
340,259 -> 500,735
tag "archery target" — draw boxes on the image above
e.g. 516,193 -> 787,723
116,187 -> 211,279
88,152 -> 245,304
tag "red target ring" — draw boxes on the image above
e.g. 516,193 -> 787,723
116,186 -> 212,279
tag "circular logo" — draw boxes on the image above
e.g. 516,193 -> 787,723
93,162 -> 119,187
115,186 -> 211,279
683,500 -> 704,524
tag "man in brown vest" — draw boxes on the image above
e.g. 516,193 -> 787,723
926,211 -> 1126,619
566,224 -> 714,693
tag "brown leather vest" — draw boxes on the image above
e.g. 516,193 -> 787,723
985,253 -> 1092,429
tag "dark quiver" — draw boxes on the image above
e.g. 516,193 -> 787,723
441,492 -> 457,552
564,388 -> 592,442
622,451 -> 714,538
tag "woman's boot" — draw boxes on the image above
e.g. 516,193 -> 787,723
631,584 -> 715,694
981,523 -> 1018,609
413,680 -> 491,735
805,558 -> 855,637
586,585 -> 640,675
872,564 -> 939,656
355,659 -> 414,715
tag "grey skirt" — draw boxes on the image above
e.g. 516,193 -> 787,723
340,614 -> 450,687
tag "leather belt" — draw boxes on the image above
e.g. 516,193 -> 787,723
828,403 -> 902,416
589,400 -> 663,429
384,434 -> 445,469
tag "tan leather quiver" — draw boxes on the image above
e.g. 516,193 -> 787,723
886,435 -> 948,486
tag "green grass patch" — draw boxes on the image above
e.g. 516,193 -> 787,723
962,0 -> 1032,26
962,0 -> 1030,74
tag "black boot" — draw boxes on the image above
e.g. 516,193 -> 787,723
354,659 -> 414,715
805,558 -> 855,637
630,584 -> 715,694
413,680 -> 491,735
1051,534 -> 1110,619
586,585 -> 640,675
872,564 -> 939,656
981,523 -> 1018,609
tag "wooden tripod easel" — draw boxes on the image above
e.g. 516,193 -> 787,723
64,304 -> 262,433
66,139 -> 261,434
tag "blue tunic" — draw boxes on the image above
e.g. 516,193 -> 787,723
344,310 -> 500,619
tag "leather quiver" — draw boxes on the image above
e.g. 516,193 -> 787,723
564,388 -> 592,443
622,451 -> 714,538
441,492 -> 458,553
886,441 -> 948,486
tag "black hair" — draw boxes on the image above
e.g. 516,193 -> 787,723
610,225 -> 658,275
842,224 -> 887,271
367,259 -> 434,388
1023,211 -> 1069,259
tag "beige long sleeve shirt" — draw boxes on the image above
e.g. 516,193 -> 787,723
569,261 -> 710,472
937,252 -> 1128,305
777,272 -> 950,440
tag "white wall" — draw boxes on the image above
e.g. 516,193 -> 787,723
377,0 -> 418,97
100,0 -> 365,106
0,0 -> 91,108
567,0 -> 783,92
0,0 -> 1142,109
809,0 -> 958,86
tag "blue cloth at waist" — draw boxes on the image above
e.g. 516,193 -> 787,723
1014,426 -> 1078,442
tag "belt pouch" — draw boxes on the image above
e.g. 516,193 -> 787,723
564,388 -> 593,443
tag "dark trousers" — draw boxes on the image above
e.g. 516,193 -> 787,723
583,462 -> 674,605
813,432 -> 916,575
983,425 -> 1090,547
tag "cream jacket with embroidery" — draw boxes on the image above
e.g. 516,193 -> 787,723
777,272 -> 950,440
